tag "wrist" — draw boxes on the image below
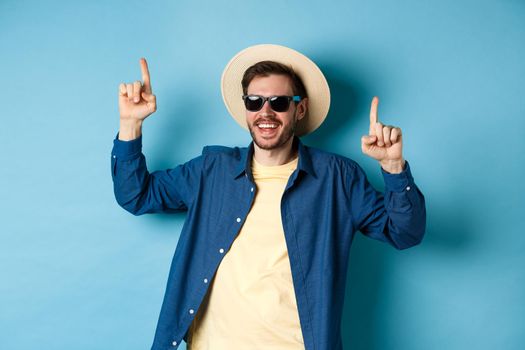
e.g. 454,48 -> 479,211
119,119 -> 143,141
380,158 -> 406,174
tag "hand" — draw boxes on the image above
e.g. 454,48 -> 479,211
118,57 -> 157,121
361,96 -> 406,173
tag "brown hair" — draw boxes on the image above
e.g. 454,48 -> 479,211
241,60 -> 307,98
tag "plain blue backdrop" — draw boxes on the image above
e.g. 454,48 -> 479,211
1,0 -> 524,349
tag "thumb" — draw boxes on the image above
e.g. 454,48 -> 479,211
141,91 -> 156,103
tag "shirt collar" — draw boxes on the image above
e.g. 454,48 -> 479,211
233,136 -> 317,179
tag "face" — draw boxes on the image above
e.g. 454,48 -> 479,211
245,74 -> 307,151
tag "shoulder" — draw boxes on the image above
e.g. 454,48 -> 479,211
303,144 -> 360,171
301,144 -> 369,186
199,144 -> 249,172
201,145 -> 245,159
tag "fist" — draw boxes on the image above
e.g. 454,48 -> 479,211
118,57 -> 157,121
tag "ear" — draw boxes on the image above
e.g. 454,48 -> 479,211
296,97 -> 308,121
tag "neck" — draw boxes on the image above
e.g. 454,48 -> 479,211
252,137 -> 298,166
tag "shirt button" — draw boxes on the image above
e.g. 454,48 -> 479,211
112,155 -> 116,158
406,186 -> 411,191
250,187 -> 254,192
172,340 -> 178,346
204,278 -> 208,283
236,217 -> 241,223
219,248 -> 224,254
189,309 -> 194,314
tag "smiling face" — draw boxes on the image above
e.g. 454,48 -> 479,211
245,74 -> 307,151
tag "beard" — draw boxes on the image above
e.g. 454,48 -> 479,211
248,115 -> 298,150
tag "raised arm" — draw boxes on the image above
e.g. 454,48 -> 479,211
356,96 -> 426,249
111,58 -> 201,215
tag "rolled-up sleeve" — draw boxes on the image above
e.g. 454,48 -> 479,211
110,133 -> 203,215
352,161 -> 426,250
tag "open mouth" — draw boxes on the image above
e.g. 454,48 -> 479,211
255,119 -> 280,131
257,123 -> 278,129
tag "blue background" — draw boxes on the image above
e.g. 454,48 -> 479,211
1,0 -> 524,349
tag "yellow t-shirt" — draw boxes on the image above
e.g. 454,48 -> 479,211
187,155 -> 304,350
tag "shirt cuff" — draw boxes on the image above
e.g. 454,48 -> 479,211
111,132 -> 143,161
381,160 -> 415,192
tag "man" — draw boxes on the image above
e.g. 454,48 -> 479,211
111,44 -> 426,350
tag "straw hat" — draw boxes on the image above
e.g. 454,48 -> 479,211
221,44 -> 330,136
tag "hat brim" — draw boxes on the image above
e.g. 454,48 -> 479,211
221,44 -> 330,137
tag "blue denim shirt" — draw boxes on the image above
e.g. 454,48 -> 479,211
111,134 -> 426,350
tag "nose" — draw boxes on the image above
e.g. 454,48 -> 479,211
259,99 -> 274,114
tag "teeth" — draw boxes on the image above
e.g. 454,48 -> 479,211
258,123 -> 277,129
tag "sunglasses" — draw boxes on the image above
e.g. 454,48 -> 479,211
242,95 -> 302,112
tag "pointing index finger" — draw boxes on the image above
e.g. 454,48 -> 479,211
140,57 -> 152,94
369,96 -> 379,135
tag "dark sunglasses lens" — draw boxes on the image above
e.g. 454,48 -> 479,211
244,96 -> 263,111
269,96 -> 290,112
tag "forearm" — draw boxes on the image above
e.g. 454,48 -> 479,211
111,135 -> 151,215
356,161 -> 426,249
383,184 -> 426,249
381,161 -> 426,248
110,134 -> 194,215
